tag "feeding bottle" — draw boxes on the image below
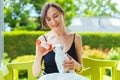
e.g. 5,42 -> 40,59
36,39 -> 52,50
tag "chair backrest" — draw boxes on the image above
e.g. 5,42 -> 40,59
80,57 -> 118,80
4,61 -> 36,80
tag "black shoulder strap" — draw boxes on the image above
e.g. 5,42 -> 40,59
43,35 -> 47,42
73,33 -> 76,41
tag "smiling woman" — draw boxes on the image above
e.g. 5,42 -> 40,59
0,0 -> 4,66
32,2 -> 88,80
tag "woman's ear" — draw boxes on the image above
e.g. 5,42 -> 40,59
61,12 -> 64,16
62,12 -> 64,15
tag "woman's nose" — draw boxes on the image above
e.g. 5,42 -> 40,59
51,19 -> 56,26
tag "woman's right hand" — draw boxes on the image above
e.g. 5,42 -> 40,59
36,41 -> 52,58
33,43 -> 48,77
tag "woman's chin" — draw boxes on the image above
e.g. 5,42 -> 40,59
53,26 -> 60,30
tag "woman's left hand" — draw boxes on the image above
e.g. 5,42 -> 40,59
62,54 -> 76,71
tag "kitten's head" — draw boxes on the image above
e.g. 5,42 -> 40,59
53,44 -> 64,54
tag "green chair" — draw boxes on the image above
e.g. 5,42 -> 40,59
79,57 -> 118,80
116,62 -> 120,80
0,61 -> 36,80
0,57 -> 120,80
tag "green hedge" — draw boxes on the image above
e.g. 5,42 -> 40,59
4,31 -> 120,59
79,32 -> 120,49
4,31 -> 47,59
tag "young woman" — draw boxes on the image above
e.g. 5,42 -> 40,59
32,2 -> 88,80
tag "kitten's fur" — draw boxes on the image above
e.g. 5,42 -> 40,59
53,44 -> 74,73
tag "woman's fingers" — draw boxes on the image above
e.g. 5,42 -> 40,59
63,63 -> 74,71
36,45 -> 49,56
63,59 -> 75,71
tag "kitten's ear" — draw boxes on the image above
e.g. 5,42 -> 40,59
61,45 -> 64,50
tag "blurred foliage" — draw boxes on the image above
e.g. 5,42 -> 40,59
4,0 -> 120,31
4,0 -> 47,30
75,0 -> 120,17
107,47 -> 120,60
83,45 -> 120,60
83,45 -> 107,59
4,0 -> 75,31
4,31 -> 120,60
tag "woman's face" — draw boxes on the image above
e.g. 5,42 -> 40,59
45,7 -> 64,31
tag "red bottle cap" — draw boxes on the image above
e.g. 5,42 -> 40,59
47,44 -> 52,50
36,39 -> 41,45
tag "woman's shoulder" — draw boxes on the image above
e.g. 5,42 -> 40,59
69,33 -> 81,39
75,34 -> 81,39
74,33 -> 82,51
74,33 -> 82,43
66,32 -> 81,40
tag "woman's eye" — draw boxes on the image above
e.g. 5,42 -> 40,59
46,18 -> 51,21
54,14 -> 58,18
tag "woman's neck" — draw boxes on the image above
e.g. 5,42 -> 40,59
57,32 -> 66,37
52,28 -> 67,37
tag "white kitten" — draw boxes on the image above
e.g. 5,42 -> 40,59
53,44 -> 74,73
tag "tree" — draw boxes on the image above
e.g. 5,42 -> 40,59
4,0 -> 38,30
74,0 -> 120,17
4,0 -> 75,31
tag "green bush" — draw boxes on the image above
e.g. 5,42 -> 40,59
4,31 -> 47,59
82,45 -> 107,59
4,31 -> 120,60
78,32 -> 120,49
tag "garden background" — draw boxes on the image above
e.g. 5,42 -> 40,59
1,0 -> 120,80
